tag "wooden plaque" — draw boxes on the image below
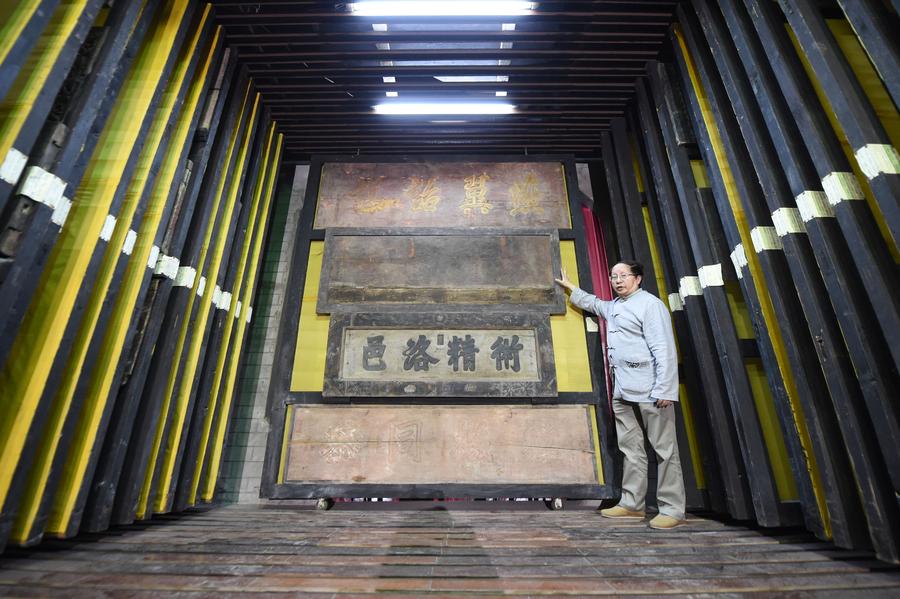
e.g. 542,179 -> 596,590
283,405 -> 601,486
316,228 -> 566,314
323,311 -> 557,397
313,161 -> 571,229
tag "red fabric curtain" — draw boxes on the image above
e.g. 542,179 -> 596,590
581,206 -> 614,413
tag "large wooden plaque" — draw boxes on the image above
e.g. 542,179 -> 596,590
317,228 -> 566,314
313,162 -> 571,229
323,312 -> 556,397
283,405 -> 601,486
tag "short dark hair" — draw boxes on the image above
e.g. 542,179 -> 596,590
618,259 -> 644,278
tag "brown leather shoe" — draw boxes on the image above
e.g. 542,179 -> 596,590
599,506 -> 645,519
649,514 -> 687,529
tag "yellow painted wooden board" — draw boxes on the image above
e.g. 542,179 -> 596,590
291,241 -> 329,392
551,240 -> 592,393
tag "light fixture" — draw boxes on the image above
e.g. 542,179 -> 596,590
386,91 -> 399,97
501,23 -> 516,31
382,76 -> 396,83
376,42 -> 391,50
350,1 -> 535,16
495,91 -> 507,97
374,102 -> 515,115
434,75 -> 508,83
372,23 -> 388,31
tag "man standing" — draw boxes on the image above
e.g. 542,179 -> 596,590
556,260 -> 686,529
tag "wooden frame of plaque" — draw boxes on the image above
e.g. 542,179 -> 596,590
260,155 -> 616,502
316,228 -> 567,315
323,311 -> 557,397
273,404 -> 605,500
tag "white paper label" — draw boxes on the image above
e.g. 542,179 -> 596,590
730,244 -> 747,279
771,207 -> 806,236
17,166 -> 66,210
698,264 -> 724,288
855,143 -> 900,179
0,147 -> 27,185
822,171 -> 864,206
795,191 -> 834,221
750,226 -> 782,252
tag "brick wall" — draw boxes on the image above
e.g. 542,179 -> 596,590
217,165 -> 309,503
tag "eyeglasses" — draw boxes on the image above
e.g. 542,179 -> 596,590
608,274 -> 635,282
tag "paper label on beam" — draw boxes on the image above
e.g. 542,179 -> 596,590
855,144 -> 900,179
795,191 -> 834,221
771,207 -> 806,236
698,264 -> 724,288
17,166 -> 66,210
51,197 -> 71,227
750,226 -> 782,252
0,147 -> 27,186
730,244 -> 747,279
679,276 -> 702,300
668,292 -> 684,312
822,172 -> 864,206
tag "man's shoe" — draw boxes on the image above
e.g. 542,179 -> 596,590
599,506 -> 645,519
649,514 -> 687,529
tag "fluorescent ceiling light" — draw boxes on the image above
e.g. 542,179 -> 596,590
495,91 -> 507,96
386,91 -> 399,97
374,102 -> 515,115
350,1 -> 535,16
500,41 -> 513,49
376,42 -> 391,50
430,120 -> 468,123
435,75 -> 508,83
501,23 -> 516,31
372,23 -> 388,31
383,76 -> 396,83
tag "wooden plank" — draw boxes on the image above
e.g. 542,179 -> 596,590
194,134 -> 285,506
105,75 -> 255,528
317,228 -> 565,314
322,312 -> 556,398
0,0 -> 197,549
744,0 -> 900,475
313,161 -> 571,229
837,0 -> 900,110
609,118 -> 657,295
0,1 -> 62,104
717,0 -> 895,551
0,0 -> 152,346
634,76 -> 753,521
283,405 -> 601,487
599,131 -> 633,260
78,50 -> 237,535
169,118 -> 275,513
647,61 -> 790,528
778,0 -> 900,250
2,507 -> 898,595
0,0 -> 104,216
135,90 -> 261,522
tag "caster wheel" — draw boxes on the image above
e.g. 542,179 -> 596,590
546,497 -> 564,511
316,498 -> 334,511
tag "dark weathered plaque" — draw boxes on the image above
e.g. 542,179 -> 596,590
283,405 -> 601,485
323,311 -> 557,397
316,228 -> 566,314
313,162 -> 571,229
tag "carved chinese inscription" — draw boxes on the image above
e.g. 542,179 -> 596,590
314,162 -> 570,228
341,329 -> 541,382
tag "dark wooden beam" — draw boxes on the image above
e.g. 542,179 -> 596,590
635,76 -> 753,521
